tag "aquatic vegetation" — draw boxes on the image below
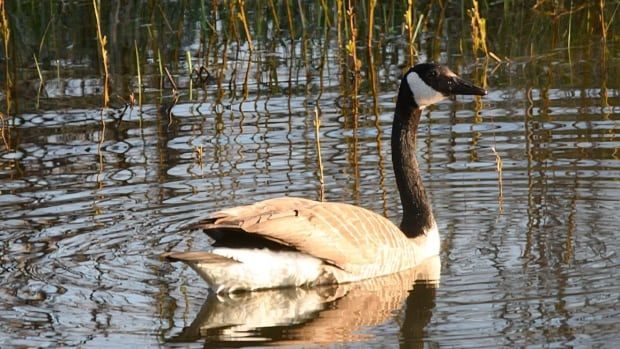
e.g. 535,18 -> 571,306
92,0 -> 109,107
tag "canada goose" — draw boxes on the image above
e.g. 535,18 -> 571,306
163,63 -> 487,293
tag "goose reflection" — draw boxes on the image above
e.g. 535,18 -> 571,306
165,256 -> 439,347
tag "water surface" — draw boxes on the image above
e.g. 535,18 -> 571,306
1,1 -> 619,348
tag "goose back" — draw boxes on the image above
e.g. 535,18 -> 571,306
193,197 -> 422,275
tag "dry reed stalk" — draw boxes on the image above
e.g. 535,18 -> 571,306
267,0 -> 280,31
227,2 -> 241,53
0,0 -> 8,149
0,0 -> 13,119
97,109 -> 106,179
194,145 -> 204,168
467,0 -> 489,58
241,53 -> 252,100
491,146 -> 504,209
92,0 -> 110,107
285,0 -> 295,38
157,49 -> 164,92
319,0 -> 331,27
367,0 -> 376,49
164,66 -> 178,94
33,54 -> 43,84
599,0 -> 607,43
163,66 -> 179,125
134,41 -> 142,108
404,0 -> 416,64
345,0 -> 360,123
237,0 -> 254,52
0,111 -> 8,150
314,107 -> 325,202
186,50 -> 193,100
336,0 -> 343,55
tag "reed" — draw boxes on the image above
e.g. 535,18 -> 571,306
285,0 -> 296,38
336,0 -> 343,56
92,0 -> 110,107
134,40 -> 142,108
164,66 -> 178,94
345,0 -> 360,122
467,0 -> 489,58
491,146 -> 504,208
267,0 -> 280,32
185,50 -> 193,100
163,66 -> 180,124
0,0 -> 8,148
237,0 -> 254,52
33,54 -> 43,85
320,0 -> 331,27
194,145 -> 204,168
157,49 -> 164,92
241,52 -> 252,101
97,109 -> 106,180
314,107 -> 325,202
367,0 -> 376,49
599,0 -> 607,43
567,0 -> 573,63
0,0 -> 12,118
0,111 -> 8,151
404,0 -> 416,64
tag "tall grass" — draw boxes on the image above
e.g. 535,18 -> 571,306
0,0 -> 11,149
92,0 -> 109,107
0,0 -> 616,116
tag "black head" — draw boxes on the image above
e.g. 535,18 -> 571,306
404,62 -> 487,108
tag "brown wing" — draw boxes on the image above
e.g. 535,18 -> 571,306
193,197 -> 410,271
161,251 -> 240,265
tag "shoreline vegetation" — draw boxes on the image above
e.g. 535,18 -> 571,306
0,0 -> 616,147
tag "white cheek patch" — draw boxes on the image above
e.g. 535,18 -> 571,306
407,72 -> 446,108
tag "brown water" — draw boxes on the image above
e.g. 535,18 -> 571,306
1,1 -> 619,348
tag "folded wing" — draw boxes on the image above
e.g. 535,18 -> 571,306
193,197 -> 410,271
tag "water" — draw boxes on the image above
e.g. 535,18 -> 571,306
1,1 -> 620,348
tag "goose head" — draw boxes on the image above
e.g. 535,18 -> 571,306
403,62 -> 487,109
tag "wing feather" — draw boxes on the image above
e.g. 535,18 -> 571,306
193,197 -> 410,271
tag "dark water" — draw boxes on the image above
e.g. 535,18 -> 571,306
1,1 -> 619,348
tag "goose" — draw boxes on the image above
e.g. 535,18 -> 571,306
163,62 -> 487,293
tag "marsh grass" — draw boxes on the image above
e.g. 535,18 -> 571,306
403,0 -> 416,65
468,0 -> 489,58
185,51 -> 193,101
92,0 -> 109,107
0,0 -> 12,150
134,41 -> 142,109
237,0 -> 254,52
314,107 -> 325,202
1,0 -> 617,148
194,145 -> 204,168
491,146 -> 504,211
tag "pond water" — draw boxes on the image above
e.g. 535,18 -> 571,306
1,1 -> 619,348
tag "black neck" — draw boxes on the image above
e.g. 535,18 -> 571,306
391,81 -> 435,237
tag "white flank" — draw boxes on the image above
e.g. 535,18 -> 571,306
194,248 -> 324,293
417,223 -> 441,262
406,72 -> 446,108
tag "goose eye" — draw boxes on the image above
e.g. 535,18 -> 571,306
428,70 -> 437,78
